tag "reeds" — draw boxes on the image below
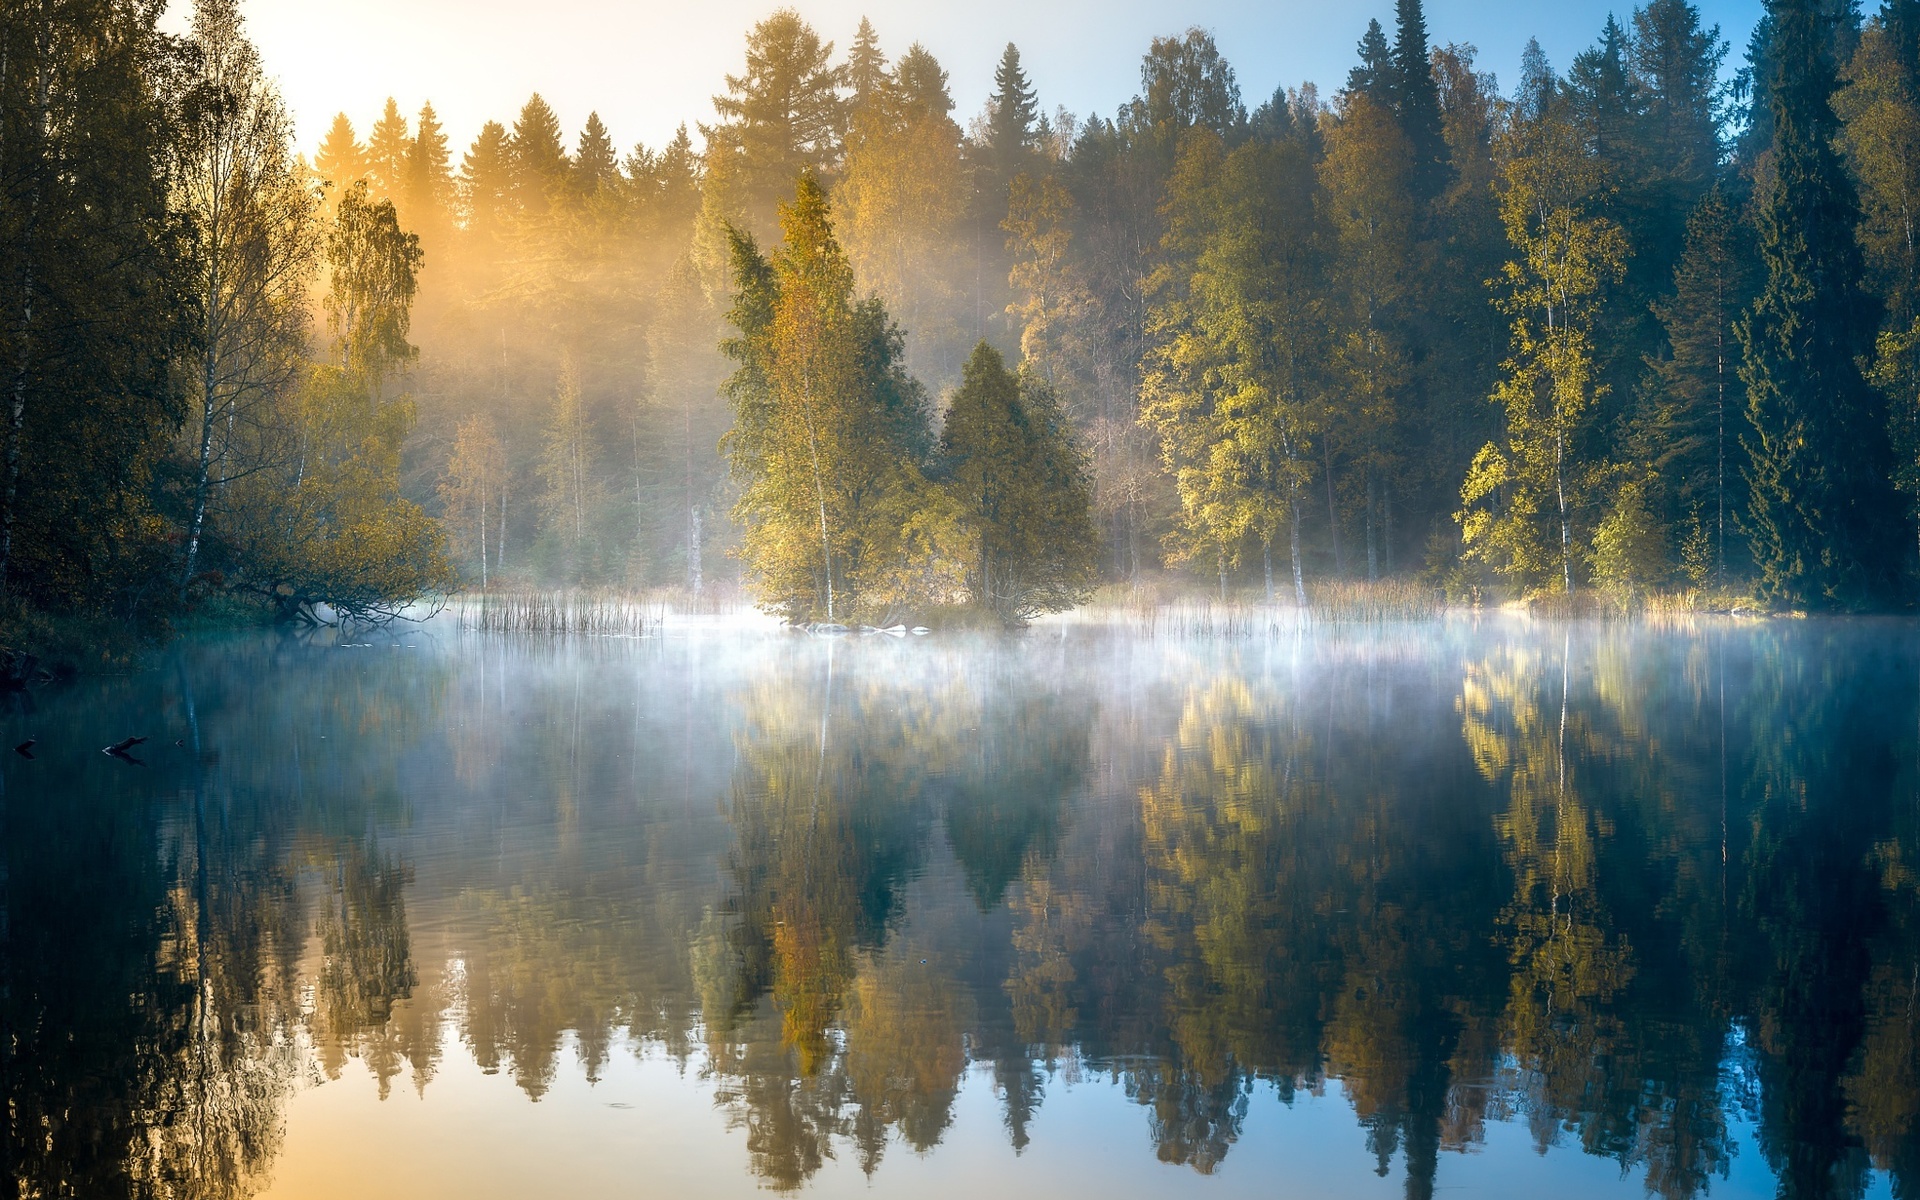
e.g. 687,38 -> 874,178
1050,578 -> 1446,638
451,590 -> 666,637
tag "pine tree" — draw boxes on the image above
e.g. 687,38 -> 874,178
838,42 -> 968,384
365,97 -> 410,203
1346,19 -> 1394,102
1741,0 -> 1864,161
940,342 -> 1097,622
1738,0 -> 1901,608
895,43 -> 953,123
1390,0 -> 1450,199
509,93 -> 569,215
705,11 -> 845,213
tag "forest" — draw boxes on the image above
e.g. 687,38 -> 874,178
5,0 -> 1919,634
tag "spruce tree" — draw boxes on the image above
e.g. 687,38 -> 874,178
1390,0 -> 1449,198
895,44 -> 954,122
1642,189 -> 1756,584
1346,19 -> 1394,102
1629,0 -> 1727,293
573,112 -> 619,198
313,113 -> 367,200
1567,16 -> 1640,167
459,120 -> 514,236
404,102 -> 453,228
1738,0 -> 1900,607
987,43 -> 1039,173
365,97 -> 410,202
721,175 -> 944,623
845,17 -> 890,116
940,342 -> 1097,623
509,93 -> 569,215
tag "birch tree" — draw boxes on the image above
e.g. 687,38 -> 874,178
175,0 -> 319,594
1458,105 -> 1626,595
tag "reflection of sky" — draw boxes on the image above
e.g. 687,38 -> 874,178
159,0 -> 1765,172
262,1028 -> 1819,1200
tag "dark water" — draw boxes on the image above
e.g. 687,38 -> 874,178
4,617 -> 1918,1199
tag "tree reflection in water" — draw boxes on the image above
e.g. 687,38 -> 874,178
7,622 -> 1920,1198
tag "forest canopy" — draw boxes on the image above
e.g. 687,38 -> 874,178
6,0 -> 1920,631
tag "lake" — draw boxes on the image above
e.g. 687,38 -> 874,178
4,616 -> 1917,1199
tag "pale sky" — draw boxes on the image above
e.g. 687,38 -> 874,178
163,0 -> 1769,163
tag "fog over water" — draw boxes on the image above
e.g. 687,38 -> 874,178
6,616 -> 1919,1198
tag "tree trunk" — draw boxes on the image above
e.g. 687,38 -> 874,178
1264,540 -> 1274,605
1557,427 -> 1573,595
799,386 -> 834,623
1324,441 -> 1343,576
689,504 -> 702,599
1290,498 -> 1306,607
1365,468 -> 1379,583
497,490 -> 508,573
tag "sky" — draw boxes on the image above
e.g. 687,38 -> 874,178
163,0 -> 1771,163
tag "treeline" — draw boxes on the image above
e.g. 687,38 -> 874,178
331,0 -> 1920,614
0,0 -> 450,633
11,0 -> 1920,627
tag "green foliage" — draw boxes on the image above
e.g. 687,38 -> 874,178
722,175 -> 954,624
703,10 -> 844,218
1589,477 -> 1669,598
1739,0 -> 1901,609
940,343 -> 1098,623
1638,189 -> 1754,586
0,0 -> 188,618
1459,103 -> 1628,595
1141,129 -> 1325,603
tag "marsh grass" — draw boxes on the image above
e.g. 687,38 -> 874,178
452,590 -> 667,637
1052,578 -> 1446,638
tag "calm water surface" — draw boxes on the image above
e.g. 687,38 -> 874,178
5,617 -> 1918,1199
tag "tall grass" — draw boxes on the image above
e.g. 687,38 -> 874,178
451,590 -> 666,637
1051,578 -> 1445,638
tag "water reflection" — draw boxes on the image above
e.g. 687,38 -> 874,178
6,621 -> 1920,1197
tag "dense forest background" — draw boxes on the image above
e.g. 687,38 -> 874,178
8,0 -> 1920,629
